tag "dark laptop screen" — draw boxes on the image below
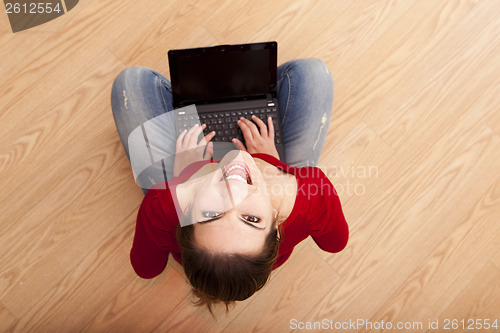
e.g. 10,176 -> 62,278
168,42 -> 277,107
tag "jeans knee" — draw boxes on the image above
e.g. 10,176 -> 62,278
281,58 -> 333,91
304,58 -> 333,89
113,67 -> 151,90
111,67 -> 154,112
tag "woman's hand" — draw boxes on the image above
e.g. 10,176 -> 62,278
232,115 -> 280,159
173,124 -> 215,177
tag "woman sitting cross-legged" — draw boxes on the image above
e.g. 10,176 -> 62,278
111,58 -> 349,312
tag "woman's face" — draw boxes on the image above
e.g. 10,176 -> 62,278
181,150 -> 275,254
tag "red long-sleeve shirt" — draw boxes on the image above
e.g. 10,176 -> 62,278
130,153 -> 349,279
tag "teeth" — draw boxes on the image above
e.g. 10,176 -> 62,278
223,165 -> 247,178
225,165 -> 246,173
223,165 -> 251,184
225,175 -> 248,183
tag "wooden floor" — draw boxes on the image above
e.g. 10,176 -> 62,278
1,0 -> 499,332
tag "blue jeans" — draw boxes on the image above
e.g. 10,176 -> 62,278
111,58 -> 334,191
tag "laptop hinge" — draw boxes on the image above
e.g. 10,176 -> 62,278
266,93 -> 275,107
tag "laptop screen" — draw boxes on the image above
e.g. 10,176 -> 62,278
168,42 -> 277,108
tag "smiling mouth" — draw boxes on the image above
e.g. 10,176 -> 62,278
221,161 -> 252,185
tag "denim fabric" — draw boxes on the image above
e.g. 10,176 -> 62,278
111,58 -> 334,190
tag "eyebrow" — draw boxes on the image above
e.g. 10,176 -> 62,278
197,212 -> 265,230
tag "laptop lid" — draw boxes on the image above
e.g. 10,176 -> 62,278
168,41 -> 277,108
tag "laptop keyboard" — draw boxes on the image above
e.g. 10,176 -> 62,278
176,107 -> 282,144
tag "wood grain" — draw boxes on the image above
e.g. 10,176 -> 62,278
492,249 -> 500,272
81,266 -> 188,333
440,263 -> 500,323
309,113 -> 499,320
201,0 -> 292,44
0,304 -> 17,333
108,0 -> 222,72
10,215 -> 137,332
1,0 -> 499,331
361,178 -> 500,332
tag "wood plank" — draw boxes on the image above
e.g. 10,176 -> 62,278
11,213 -> 138,332
301,108 -> 500,322
0,52 -> 123,182
0,9 -> 12,33
310,122 -> 393,262
485,74 -> 500,136
0,0 -> 99,77
440,263 -> 500,325
249,0 -> 353,62
123,24 -> 220,80
0,303 -> 17,332
81,263 -> 188,333
0,133 -> 142,319
0,0 -> 161,117
361,178 -> 500,332
365,11 -> 499,152
293,0 -> 417,65
327,0 -> 500,275
322,0 -> 484,145
201,0 -> 292,44
319,122 -> 393,206
0,53 -> 141,317
0,52 -> 125,230
492,248 -> 500,271
108,0 -> 221,73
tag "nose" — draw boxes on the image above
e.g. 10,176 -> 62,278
223,180 -> 249,209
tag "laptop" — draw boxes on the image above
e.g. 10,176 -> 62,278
168,41 -> 286,161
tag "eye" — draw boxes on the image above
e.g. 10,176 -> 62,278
242,215 -> 261,223
202,211 -> 222,218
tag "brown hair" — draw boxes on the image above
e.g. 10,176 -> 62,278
176,212 -> 283,313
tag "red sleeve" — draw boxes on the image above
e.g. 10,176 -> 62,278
130,189 -> 176,279
308,173 -> 349,253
